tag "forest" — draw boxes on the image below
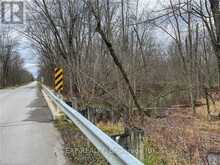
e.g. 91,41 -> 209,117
0,30 -> 33,88
26,0 -> 219,113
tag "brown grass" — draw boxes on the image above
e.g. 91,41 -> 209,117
196,98 -> 220,119
137,101 -> 220,165
54,119 -> 108,165
97,121 -> 124,135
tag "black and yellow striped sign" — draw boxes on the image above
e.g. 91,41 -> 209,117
55,67 -> 64,92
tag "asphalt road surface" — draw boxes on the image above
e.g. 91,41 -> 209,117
0,82 -> 66,165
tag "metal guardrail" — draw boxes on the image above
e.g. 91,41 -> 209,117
42,85 -> 144,165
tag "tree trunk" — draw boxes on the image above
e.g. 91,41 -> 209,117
204,87 -> 210,116
217,57 -> 220,87
215,48 -> 220,87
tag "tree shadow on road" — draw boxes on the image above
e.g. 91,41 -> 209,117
23,87 -> 53,123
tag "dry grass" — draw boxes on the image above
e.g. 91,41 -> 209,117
137,102 -> 220,165
196,98 -> 220,119
54,119 -> 108,165
97,121 -> 124,135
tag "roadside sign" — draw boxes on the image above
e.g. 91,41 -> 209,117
54,67 -> 64,92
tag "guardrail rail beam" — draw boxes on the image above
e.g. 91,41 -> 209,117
41,84 -> 144,165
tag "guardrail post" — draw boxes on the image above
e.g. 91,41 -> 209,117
111,127 -> 145,161
80,107 -> 96,124
42,89 -> 64,120
87,107 -> 96,124
126,127 -> 144,161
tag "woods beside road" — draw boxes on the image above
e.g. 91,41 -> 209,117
27,0 -> 220,119
0,31 -> 33,89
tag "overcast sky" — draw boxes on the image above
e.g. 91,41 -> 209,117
17,38 -> 39,78
14,0 -> 170,78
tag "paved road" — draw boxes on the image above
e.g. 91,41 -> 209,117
0,82 -> 66,165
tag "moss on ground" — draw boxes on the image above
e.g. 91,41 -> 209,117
143,138 -> 167,165
143,137 -> 190,165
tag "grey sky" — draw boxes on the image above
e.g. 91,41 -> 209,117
17,38 -> 39,78
15,0 -> 170,78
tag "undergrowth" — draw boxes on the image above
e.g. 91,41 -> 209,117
97,121 -> 124,135
54,119 -> 108,165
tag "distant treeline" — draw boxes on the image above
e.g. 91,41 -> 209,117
0,31 -> 33,88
